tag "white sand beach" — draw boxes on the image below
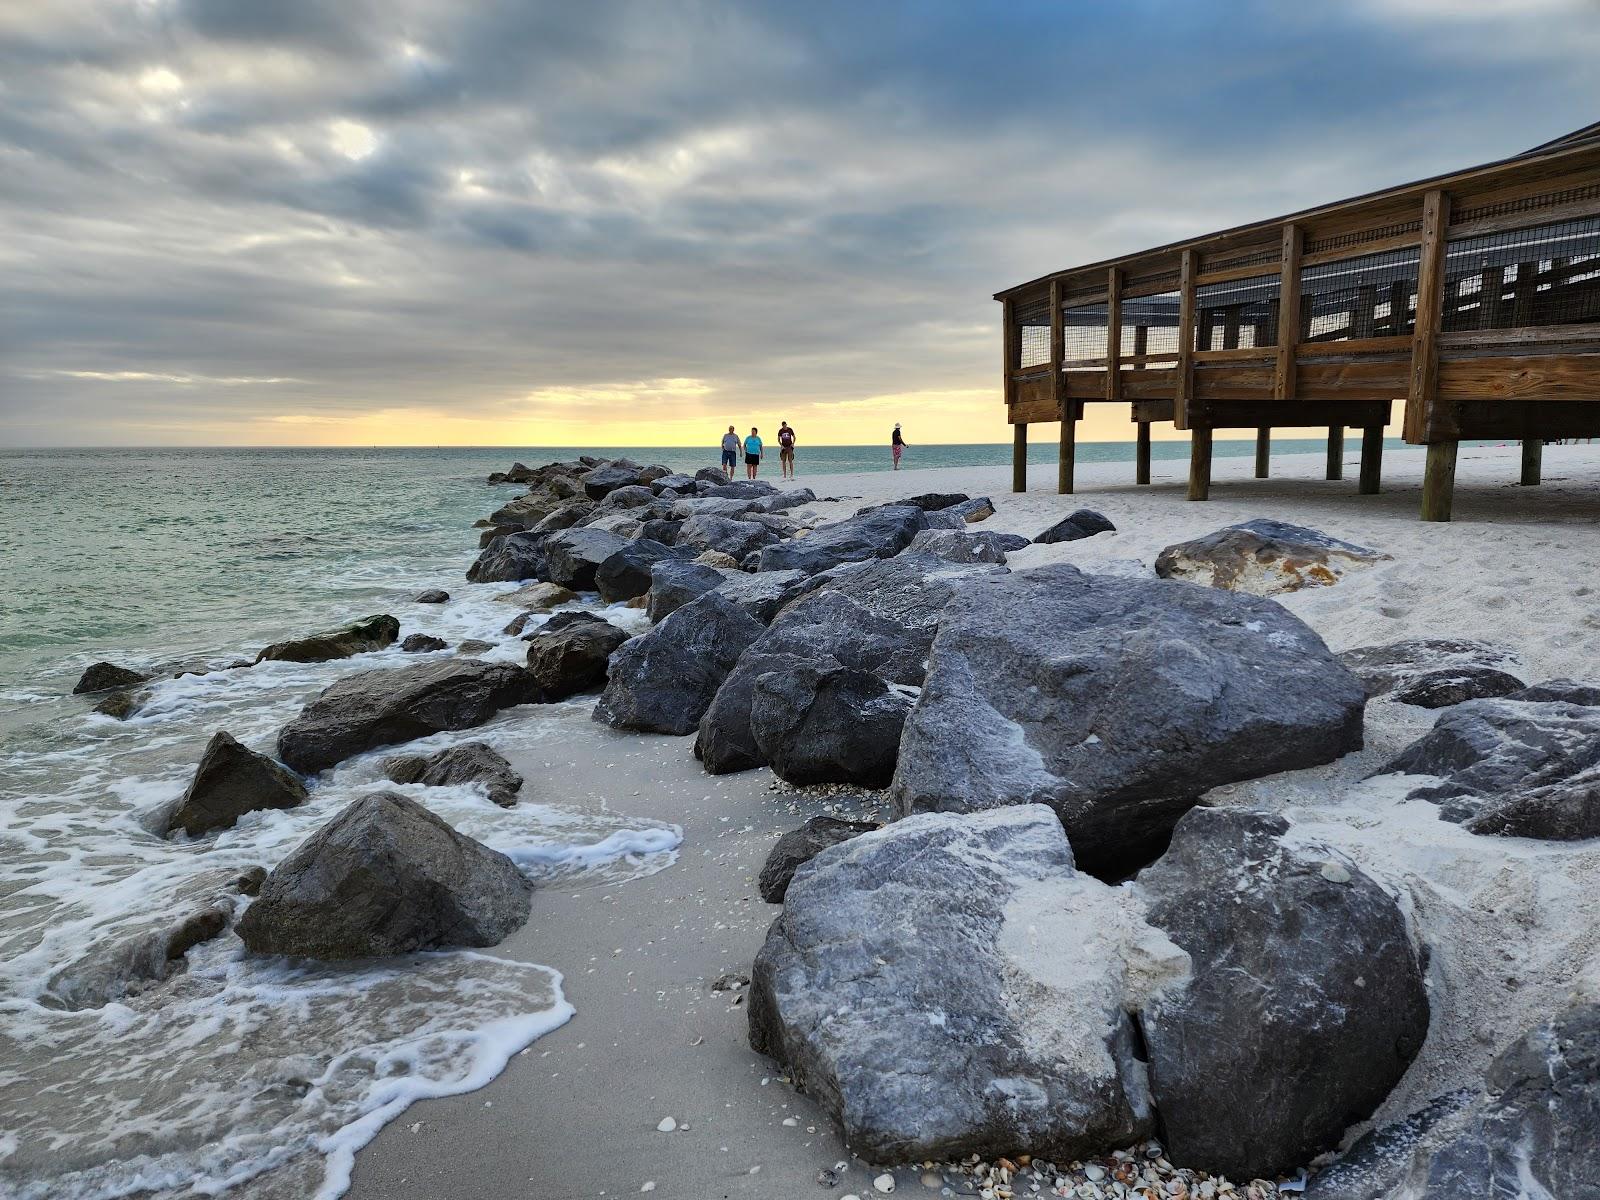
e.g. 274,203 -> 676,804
344,440 -> 1600,1200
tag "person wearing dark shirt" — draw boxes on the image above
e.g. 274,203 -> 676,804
777,421 -> 797,479
891,423 -> 906,470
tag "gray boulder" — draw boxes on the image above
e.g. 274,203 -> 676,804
524,614 -> 629,698
645,559 -> 729,623
598,483 -> 657,509
277,659 -> 542,774
650,472 -> 696,494
529,497 -> 596,534
671,496 -> 761,520
1135,807 -> 1429,1181
492,581 -> 577,612
749,806 -> 1170,1164
166,731 -> 308,837
415,589 -> 449,604
1338,637 -> 1521,698
694,466 -> 730,483
543,528 -> 629,591
946,496 -> 995,523
1156,518 -> 1388,595
695,650 -> 819,774
751,665 -> 914,787
256,614 -> 399,664
698,480 -> 777,499
401,633 -> 447,653
638,517 -> 683,545
74,661 -> 149,694
675,513 -> 779,560
757,815 -> 878,903
710,568 -> 812,624
581,464 -> 640,499
594,539 -> 683,604
383,741 -> 524,807
892,564 -> 1366,878
1390,666 -> 1526,708
593,591 -> 764,735
236,792 -> 531,959
757,505 -> 928,574
467,530 -> 548,583
1508,677 -> 1600,705
1381,697 -> 1600,839
1035,508 -> 1116,544
909,529 -> 1028,564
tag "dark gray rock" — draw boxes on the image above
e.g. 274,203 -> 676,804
908,529 -> 1027,564
166,732 -> 308,837
593,591 -> 764,735
277,659 -> 542,774
645,559 -> 728,623
855,492 -> 968,516
1507,677 -> 1600,705
93,689 -> 143,719
1156,518 -> 1388,595
757,505 -> 928,574
813,551 -> 1008,632
74,661 -> 149,694
1304,1091 -> 1477,1200
236,792 -> 532,959
695,651 -> 819,774
749,806 -> 1160,1164
709,568 -> 811,624
892,563 -> 1366,878
694,466 -> 730,483
467,530 -> 549,583
1390,665 -> 1526,708
650,472 -> 697,494
670,495 -> 761,520
698,480 -> 778,500
599,484 -> 657,509
543,528 -> 629,592
751,665 -> 914,787
455,639 -> 494,655
525,615 -> 629,698
415,589 -> 449,604
675,513 -> 780,560
1034,508 -> 1116,544
255,615 -> 400,664
1381,697 -> 1600,839
529,497 -> 596,534
638,517 -> 683,545
757,815 -> 878,903
1338,638 -> 1521,697
401,633 -> 447,653
383,741 -> 524,807
946,496 -> 995,523
594,539 -> 681,604
477,523 -> 521,548
1135,807 -> 1429,1181
581,464 -> 640,499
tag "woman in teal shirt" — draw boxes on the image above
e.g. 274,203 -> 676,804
743,428 -> 763,479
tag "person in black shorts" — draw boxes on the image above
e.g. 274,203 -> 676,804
720,425 -> 739,478
743,427 -> 763,479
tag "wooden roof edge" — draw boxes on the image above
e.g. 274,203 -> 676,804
992,127 -> 1600,303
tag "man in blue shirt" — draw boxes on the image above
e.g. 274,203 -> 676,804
743,427 -> 763,479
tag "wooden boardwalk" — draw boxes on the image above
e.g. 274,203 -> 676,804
996,122 -> 1600,519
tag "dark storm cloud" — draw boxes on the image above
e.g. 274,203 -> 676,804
2,0 -> 1598,443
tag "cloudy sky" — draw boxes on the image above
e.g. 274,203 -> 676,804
3,0 -> 1599,447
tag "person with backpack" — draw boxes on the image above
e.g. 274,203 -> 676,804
743,427 -> 764,480
777,421 -> 797,479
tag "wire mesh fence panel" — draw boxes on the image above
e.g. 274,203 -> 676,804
1062,302 -> 1109,367
1194,274 -> 1281,351
1442,215 -> 1600,332
1121,292 -> 1182,359
1300,247 -> 1420,343
1014,296 -> 1052,368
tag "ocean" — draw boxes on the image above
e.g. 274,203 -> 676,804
0,438 -> 1359,1197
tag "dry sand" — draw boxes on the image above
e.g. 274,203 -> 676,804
347,440 -> 1600,1199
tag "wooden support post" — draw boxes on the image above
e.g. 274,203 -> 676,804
1012,422 -> 1027,493
1421,440 -> 1458,522
1405,190 -> 1451,445
1173,249 -> 1198,429
1187,428 -> 1213,501
1274,224 -> 1303,402
1135,421 -> 1151,485
1254,427 -> 1270,478
1359,426 -> 1383,494
1326,426 -> 1345,480
1059,404 -> 1077,495
1521,439 -> 1543,486
1051,279 -> 1073,494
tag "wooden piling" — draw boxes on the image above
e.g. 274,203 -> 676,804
1421,440 -> 1458,521
1058,410 -> 1076,495
1012,423 -> 1027,493
1254,428 -> 1270,478
1135,422 -> 1151,485
1359,426 -> 1383,494
1521,439 -> 1543,486
1326,426 -> 1345,481
1187,428 -> 1213,501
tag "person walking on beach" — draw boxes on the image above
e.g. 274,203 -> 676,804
891,423 -> 906,470
720,425 -> 739,479
777,421 -> 797,479
744,427 -> 764,480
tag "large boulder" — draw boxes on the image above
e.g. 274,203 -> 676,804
757,505 -> 928,574
593,591 -> 764,735
1390,666 -> 1526,708
675,514 -> 780,561
594,539 -> 682,604
236,792 -> 532,959
1337,638 -> 1523,701
1381,697 -> 1600,839
401,633 -> 447,653
467,531 -> 549,583
543,528 -> 629,592
493,580 -> 578,611
277,659 -> 542,774
255,615 -> 399,664
698,479 -> 777,499
758,815 -> 878,903
909,529 -> 1028,564
383,741 -> 524,807
1155,519 -> 1388,595
524,613 -> 629,698
598,483 -> 657,510
1306,1005 -> 1600,1200
645,559 -> 729,623
749,806 -> 1181,1163
1506,677 -> 1600,705
855,492 -> 968,516
1135,807 -> 1429,1181
73,661 -> 149,694
1034,508 -> 1116,544
529,497 -> 596,534
750,665 -> 915,787
166,731 -> 308,837
709,568 -> 812,624
891,564 -> 1366,878
650,472 -> 696,494
946,496 -> 995,523
581,464 -> 641,499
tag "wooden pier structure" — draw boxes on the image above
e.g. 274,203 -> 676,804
996,123 -> 1600,519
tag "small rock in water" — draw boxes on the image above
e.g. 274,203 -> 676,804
656,1116 -> 677,1132
415,589 -> 450,604
73,660 -> 151,694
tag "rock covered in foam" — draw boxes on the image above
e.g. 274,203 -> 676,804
255,614 -> 399,665
167,731 -> 307,837
383,740 -> 524,807
1155,518 -> 1387,595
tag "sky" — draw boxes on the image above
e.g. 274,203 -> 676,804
3,0 -> 1600,448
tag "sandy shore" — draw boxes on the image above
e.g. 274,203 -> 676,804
347,440 -> 1600,1199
